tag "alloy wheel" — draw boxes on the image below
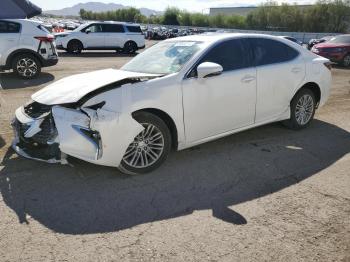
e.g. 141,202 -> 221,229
122,123 -> 165,168
16,58 -> 38,77
295,94 -> 314,125
344,55 -> 350,67
124,42 -> 136,53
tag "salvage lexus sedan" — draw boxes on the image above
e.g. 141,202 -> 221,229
12,33 -> 332,175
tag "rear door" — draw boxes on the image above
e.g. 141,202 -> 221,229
249,38 -> 305,123
0,20 -> 20,65
103,24 -> 125,48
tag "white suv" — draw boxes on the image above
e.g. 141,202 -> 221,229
55,21 -> 145,54
0,19 -> 58,79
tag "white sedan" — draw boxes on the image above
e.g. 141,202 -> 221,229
12,33 -> 332,174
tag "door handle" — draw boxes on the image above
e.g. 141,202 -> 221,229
291,67 -> 302,73
7,39 -> 15,42
241,75 -> 256,83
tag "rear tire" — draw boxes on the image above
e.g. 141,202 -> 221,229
123,41 -> 137,54
12,53 -> 41,79
67,40 -> 83,54
283,88 -> 316,130
118,112 -> 172,175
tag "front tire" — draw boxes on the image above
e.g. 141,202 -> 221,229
12,54 -> 41,79
67,40 -> 83,54
118,112 -> 172,175
283,88 -> 316,130
342,54 -> 350,67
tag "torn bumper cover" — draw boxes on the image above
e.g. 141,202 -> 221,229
11,69 -> 159,166
11,104 -> 64,163
12,101 -> 144,167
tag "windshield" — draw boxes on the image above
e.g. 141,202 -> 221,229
121,41 -> 203,74
328,35 -> 350,44
74,23 -> 88,32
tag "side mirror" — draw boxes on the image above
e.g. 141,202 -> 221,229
85,29 -> 91,34
197,62 -> 223,78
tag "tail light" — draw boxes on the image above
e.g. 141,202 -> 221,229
324,62 -> 332,71
34,36 -> 54,42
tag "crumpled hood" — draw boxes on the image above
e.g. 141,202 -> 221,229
32,69 -> 159,105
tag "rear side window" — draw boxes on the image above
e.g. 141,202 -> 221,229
37,25 -> 50,33
0,21 -> 20,33
103,24 -> 125,33
126,26 -> 142,33
199,39 -> 251,72
249,38 -> 299,66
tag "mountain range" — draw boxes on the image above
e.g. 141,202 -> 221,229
44,2 -> 162,17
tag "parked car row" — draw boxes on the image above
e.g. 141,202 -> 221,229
310,35 -> 350,67
0,19 -> 145,79
1,18 -> 349,80
143,26 -> 208,40
33,16 -> 82,32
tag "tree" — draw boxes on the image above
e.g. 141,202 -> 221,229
162,7 -> 180,25
79,1 -> 350,33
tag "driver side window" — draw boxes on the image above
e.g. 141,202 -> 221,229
189,39 -> 250,78
83,24 -> 103,33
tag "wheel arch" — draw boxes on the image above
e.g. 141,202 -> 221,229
132,108 -> 178,150
6,49 -> 43,67
294,82 -> 321,107
124,40 -> 137,46
67,39 -> 84,48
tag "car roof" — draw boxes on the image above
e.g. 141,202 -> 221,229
165,33 -> 291,44
85,21 -> 140,26
1,18 -> 41,25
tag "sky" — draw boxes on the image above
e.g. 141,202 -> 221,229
30,0 -> 314,12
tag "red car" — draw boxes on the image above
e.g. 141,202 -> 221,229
311,34 -> 350,67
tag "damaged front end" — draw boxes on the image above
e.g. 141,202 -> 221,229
12,69 -> 160,166
12,98 -> 143,167
11,78 -> 154,167
12,101 -> 64,163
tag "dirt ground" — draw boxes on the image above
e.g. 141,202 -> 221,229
0,41 -> 349,262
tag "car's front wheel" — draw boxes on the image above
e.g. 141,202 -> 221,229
67,40 -> 83,54
12,54 -> 41,79
342,54 -> 350,67
283,88 -> 316,130
118,112 -> 172,175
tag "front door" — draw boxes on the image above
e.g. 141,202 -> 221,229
182,39 -> 257,143
81,23 -> 105,48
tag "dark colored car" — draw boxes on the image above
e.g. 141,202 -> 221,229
280,36 -> 303,45
307,36 -> 333,50
311,35 -> 350,67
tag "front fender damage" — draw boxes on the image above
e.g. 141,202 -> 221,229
52,106 -> 144,167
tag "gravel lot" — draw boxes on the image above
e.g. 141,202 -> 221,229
0,41 -> 349,262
